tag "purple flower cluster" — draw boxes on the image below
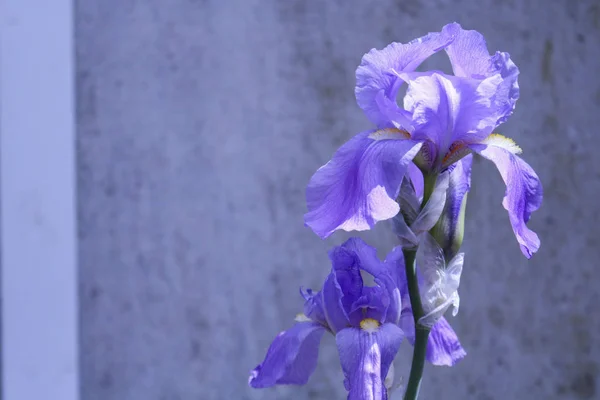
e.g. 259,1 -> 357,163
249,238 -> 464,399
249,22 -> 542,399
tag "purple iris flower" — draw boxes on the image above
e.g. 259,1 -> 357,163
304,23 -> 543,258
249,238 -> 464,399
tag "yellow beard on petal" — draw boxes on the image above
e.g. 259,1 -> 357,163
481,133 -> 522,154
359,318 -> 380,333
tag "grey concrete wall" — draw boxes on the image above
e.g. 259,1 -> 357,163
76,0 -> 600,399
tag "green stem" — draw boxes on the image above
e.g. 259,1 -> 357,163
403,172 -> 438,400
402,248 -> 431,400
404,327 -> 430,400
422,173 -> 438,207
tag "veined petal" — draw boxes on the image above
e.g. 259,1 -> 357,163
305,130 -> 422,238
355,23 -> 459,128
426,317 -> 466,366
336,323 -> 403,400
398,72 -> 504,154
445,24 -> 520,125
249,322 -> 325,388
471,140 -> 543,258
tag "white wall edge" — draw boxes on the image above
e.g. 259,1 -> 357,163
0,1 -> 79,400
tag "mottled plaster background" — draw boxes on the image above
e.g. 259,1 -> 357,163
76,0 -> 600,399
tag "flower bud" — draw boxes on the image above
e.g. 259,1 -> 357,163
392,172 -> 449,248
430,155 -> 473,261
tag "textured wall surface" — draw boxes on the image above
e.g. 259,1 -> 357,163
76,1 -> 600,399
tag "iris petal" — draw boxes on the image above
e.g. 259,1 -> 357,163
304,130 -> 422,238
329,246 -> 364,314
249,322 -> 325,388
339,238 -> 405,325
355,23 -> 459,128
300,287 -> 328,327
445,24 -> 520,125
322,271 -> 351,333
336,323 -> 403,400
397,72 -> 504,153
426,317 -> 466,366
471,141 -> 543,258
407,162 -> 424,199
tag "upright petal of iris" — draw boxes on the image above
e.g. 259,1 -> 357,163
249,322 -> 326,388
336,322 -> 403,400
355,23 -> 459,128
329,238 -> 403,327
397,71 -> 505,165
445,24 -> 520,125
470,137 -> 543,258
305,129 -> 422,238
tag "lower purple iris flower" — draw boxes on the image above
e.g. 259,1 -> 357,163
249,238 -> 465,399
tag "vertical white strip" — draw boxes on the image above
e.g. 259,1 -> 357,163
0,1 -> 79,400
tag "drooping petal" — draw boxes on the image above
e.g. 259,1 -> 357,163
355,23 -> 459,128
470,140 -> 543,258
431,154 -> 473,260
249,322 -> 326,388
426,317 -> 466,366
445,24 -> 520,125
305,130 -> 422,238
336,323 -> 403,400
397,72 -> 504,154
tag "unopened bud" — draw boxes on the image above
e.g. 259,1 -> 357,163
430,155 -> 472,261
